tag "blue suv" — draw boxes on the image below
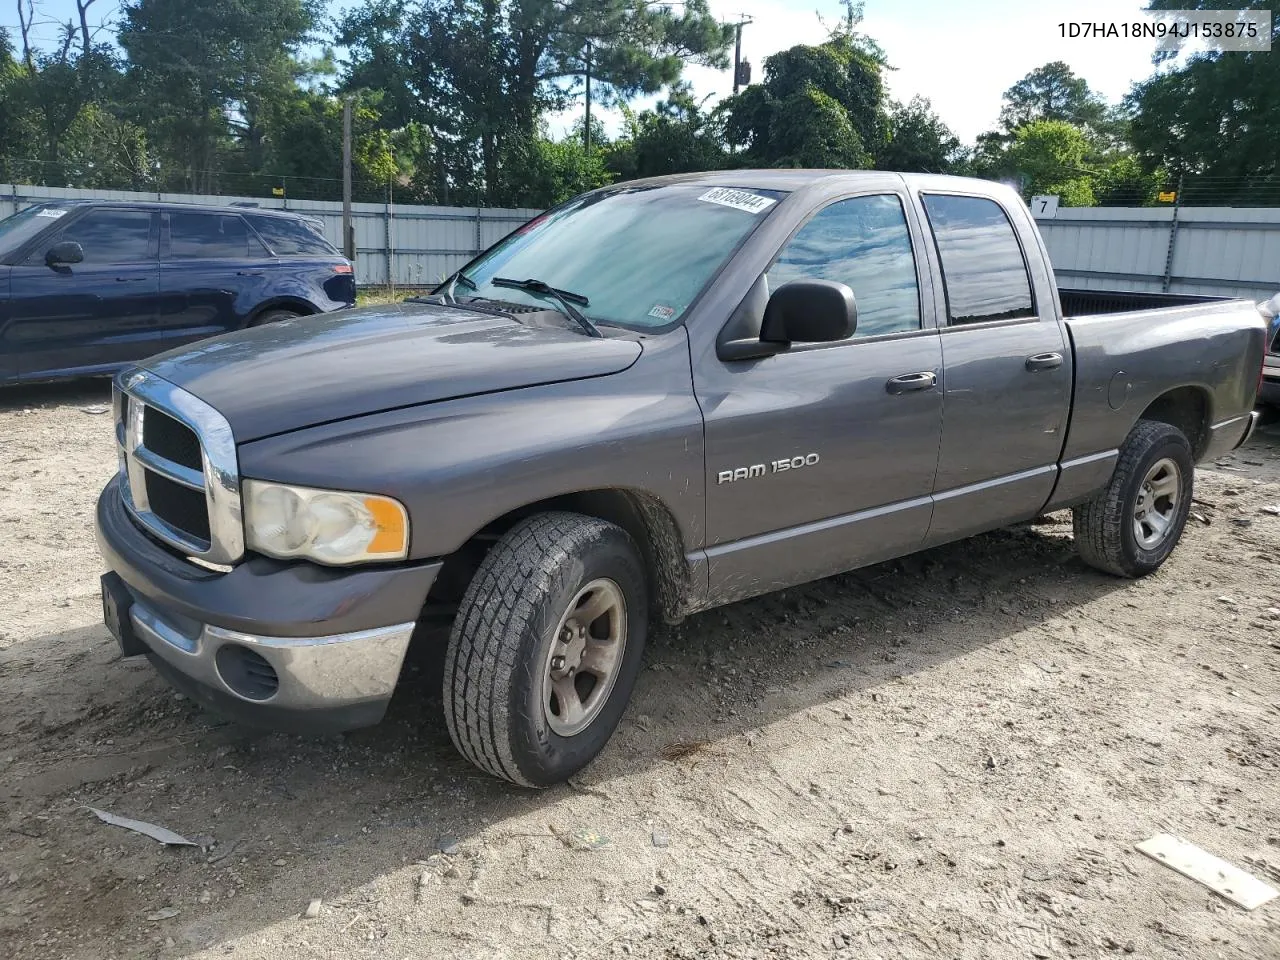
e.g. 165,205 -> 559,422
0,200 -> 356,385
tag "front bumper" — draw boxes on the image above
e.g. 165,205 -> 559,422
96,475 -> 443,732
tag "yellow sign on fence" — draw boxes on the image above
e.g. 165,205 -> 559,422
272,186 -> 285,197
1157,191 -> 1177,203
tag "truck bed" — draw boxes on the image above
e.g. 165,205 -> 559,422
1058,288 -> 1224,317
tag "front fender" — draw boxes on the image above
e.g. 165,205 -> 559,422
235,330 -> 705,561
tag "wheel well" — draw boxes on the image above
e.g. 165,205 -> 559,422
429,489 -> 694,625
1139,386 -> 1211,459
246,298 -> 316,325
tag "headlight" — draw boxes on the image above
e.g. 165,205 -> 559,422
243,480 -> 409,565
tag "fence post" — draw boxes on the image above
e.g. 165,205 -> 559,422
1161,175 -> 1184,293
385,196 -> 394,290
474,208 -> 483,256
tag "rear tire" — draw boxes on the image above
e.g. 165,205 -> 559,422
247,308 -> 302,327
1072,420 -> 1194,578
443,512 -> 648,787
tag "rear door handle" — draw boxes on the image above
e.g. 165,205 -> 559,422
115,277 -> 145,282
885,371 -> 937,395
236,271 -> 264,277
1026,352 -> 1063,372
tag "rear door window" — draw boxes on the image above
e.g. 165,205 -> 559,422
51,209 -> 154,263
246,215 -> 338,256
167,213 -> 265,259
921,194 -> 1035,325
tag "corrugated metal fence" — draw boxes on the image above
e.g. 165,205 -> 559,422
1,184 -> 540,288
1033,206 -> 1280,302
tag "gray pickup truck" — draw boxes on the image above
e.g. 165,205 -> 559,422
96,171 -> 1266,786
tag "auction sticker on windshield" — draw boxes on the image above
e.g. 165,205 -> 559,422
35,209 -> 68,219
697,188 -> 777,214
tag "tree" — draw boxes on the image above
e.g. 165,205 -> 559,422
340,0 -> 732,204
1126,0 -> 1277,199
998,61 -> 1107,134
1005,120 -> 1094,205
720,30 -> 886,169
607,84 -> 727,180
877,96 -> 960,173
119,0 -> 322,192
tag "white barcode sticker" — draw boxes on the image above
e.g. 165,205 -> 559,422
35,208 -> 68,219
697,188 -> 776,214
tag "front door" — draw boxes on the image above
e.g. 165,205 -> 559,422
694,192 -> 944,606
915,192 -> 1073,547
10,207 -> 159,380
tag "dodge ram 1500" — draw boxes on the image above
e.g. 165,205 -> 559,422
96,171 -> 1266,786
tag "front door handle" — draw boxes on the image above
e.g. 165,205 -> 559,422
1026,352 -> 1063,372
115,277 -> 145,282
885,371 -> 938,395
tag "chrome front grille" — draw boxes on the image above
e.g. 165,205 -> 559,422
114,369 -> 244,566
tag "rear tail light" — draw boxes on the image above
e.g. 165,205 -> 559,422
332,263 -> 353,275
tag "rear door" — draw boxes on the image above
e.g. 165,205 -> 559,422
158,211 -> 270,348
915,191 -> 1072,547
9,207 -> 160,380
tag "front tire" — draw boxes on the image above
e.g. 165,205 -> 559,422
443,512 -> 648,787
1072,420 -> 1194,578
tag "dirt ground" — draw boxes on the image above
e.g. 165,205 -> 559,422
1,381 -> 1278,960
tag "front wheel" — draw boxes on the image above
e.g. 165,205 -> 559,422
443,512 -> 648,786
1073,420 -> 1194,578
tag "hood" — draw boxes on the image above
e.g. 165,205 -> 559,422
143,301 -> 643,441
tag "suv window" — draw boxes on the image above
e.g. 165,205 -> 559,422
246,214 -> 338,256
766,194 -> 921,339
53,209 -> 153,263
921,194 -> 1035,325
168,212 -> 264,259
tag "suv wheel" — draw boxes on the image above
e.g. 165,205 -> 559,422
1073,419 -> 1194,578
443,512 -> 648,786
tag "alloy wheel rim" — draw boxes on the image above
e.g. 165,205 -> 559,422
1133,457 -> 1180,550
540,578 -> 627,737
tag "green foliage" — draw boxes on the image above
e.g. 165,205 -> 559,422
339,0 -> 732,204
607,86 -> 727,181
976,62 -> 1160,208
877,97 -> 960,173
720,31 -> 887,171
1126,1 -> 1277,199
1006,121 -> 1089,194
499,134 -> 614,208
998,61 -> 1107,134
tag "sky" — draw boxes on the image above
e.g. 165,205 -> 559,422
9,0 -> 1170,145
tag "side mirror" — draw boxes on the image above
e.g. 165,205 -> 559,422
46,240 -> 84,267
760,279 -> 857,344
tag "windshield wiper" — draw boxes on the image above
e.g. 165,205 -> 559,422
439,269 -> 477,302
491,277 -> 602,338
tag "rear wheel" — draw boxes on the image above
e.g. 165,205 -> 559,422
248,308 -> 302,328
1072,420 -> 1194,578
443,512 -> 648,786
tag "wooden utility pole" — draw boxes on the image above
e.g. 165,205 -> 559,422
732,16 -> 752,95
342,99 -> 354,261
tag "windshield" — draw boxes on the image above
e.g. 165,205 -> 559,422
458,183 -> 787,330
0,203 -> 71,259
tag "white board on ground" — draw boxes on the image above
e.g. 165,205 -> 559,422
1135,833 -> 1278,910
